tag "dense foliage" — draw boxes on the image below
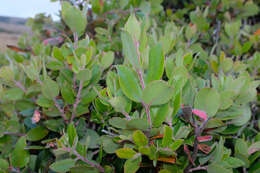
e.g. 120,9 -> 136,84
0,0 -> 260,172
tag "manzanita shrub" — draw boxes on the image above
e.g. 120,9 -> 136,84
0,0 -> 260,173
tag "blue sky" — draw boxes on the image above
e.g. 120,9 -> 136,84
0,0 -> 61,20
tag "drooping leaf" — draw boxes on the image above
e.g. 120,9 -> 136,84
146,43 -> 164,83
121,31 -> 140,68
62,1 -> 87,36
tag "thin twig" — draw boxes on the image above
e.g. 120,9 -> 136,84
122,111 -> 131,120
184,117 -> 210,173
189,166 -> 208,172
101,129 -> 118,137
3,132 -> 25,136
133,39 -> 152,129
13,80 -> 26,93
53,98 -> 69,123
62,147 -> 104,172
71,80 -> 83,122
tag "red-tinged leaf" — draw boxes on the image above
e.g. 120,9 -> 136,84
248,142 -> 260,155
7,45 -> 34,54
157,157 -> 176,164
32,110 -> 41,124
184,145 -> 194,165
192,109 -> 208,121
254,29 -> 260,35
198,144 -> 211,154
150,134 -> 164,140
197,136 -> 213,142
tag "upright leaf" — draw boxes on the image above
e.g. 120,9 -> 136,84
162,126 -> 173,147
121,31 -> 140,68
10,136 -> 30,168
124,155 -> 142,173
133,130 -> 148,147
146,43 -> 164,83
62,2 -> 87,36
124,14 -> 141,40
41,78 -> 59,99
67,123 -> 77,146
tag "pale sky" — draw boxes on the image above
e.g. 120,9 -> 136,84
0,0 -> 61,20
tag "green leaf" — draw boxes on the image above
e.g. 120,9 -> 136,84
36,95 -> 53,107
61,85 -> 75,104
101,51 -> 114,69
235,138 -> 248,156
70,165 -> 99,173
41,78 -> 59,99
3,88 -> 24,101
124,155 -> 142,173
117,65 -> 142,102
127,118 -> 149,131
0,66 -> 14,81
248,141 -> 260,155
67,123 -> 77,146
153,104 -> 170,127
52,47 -> 64,61
162,126 -> 173,147
146,43 -> 164,83
170,139 -> 183,151
142,80 -> 173,106
116,148 -> 137,159
159,170 -> 171,173
133,130 -> 148,147
27,126 -> 49,141
50,159 -> 75,173
207,164 -> 232,173
109,117 -> 127,129
62,2 -> 87,36
101,136 -> 119,154
222,157 -> 245,168
109,96 -> 130,113
11,136 -> 30,168
76,69 -> 92,81
211,137 -> 224,164
84,128 -> 100,149
121,31 -> 140,68
124,14 -> 141,40
219,91 -> 234,110
194,88 -> 220,117
0,159 -> 9,170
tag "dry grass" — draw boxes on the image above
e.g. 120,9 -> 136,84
0,18 -> 30,52
0,33 -> 21,51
